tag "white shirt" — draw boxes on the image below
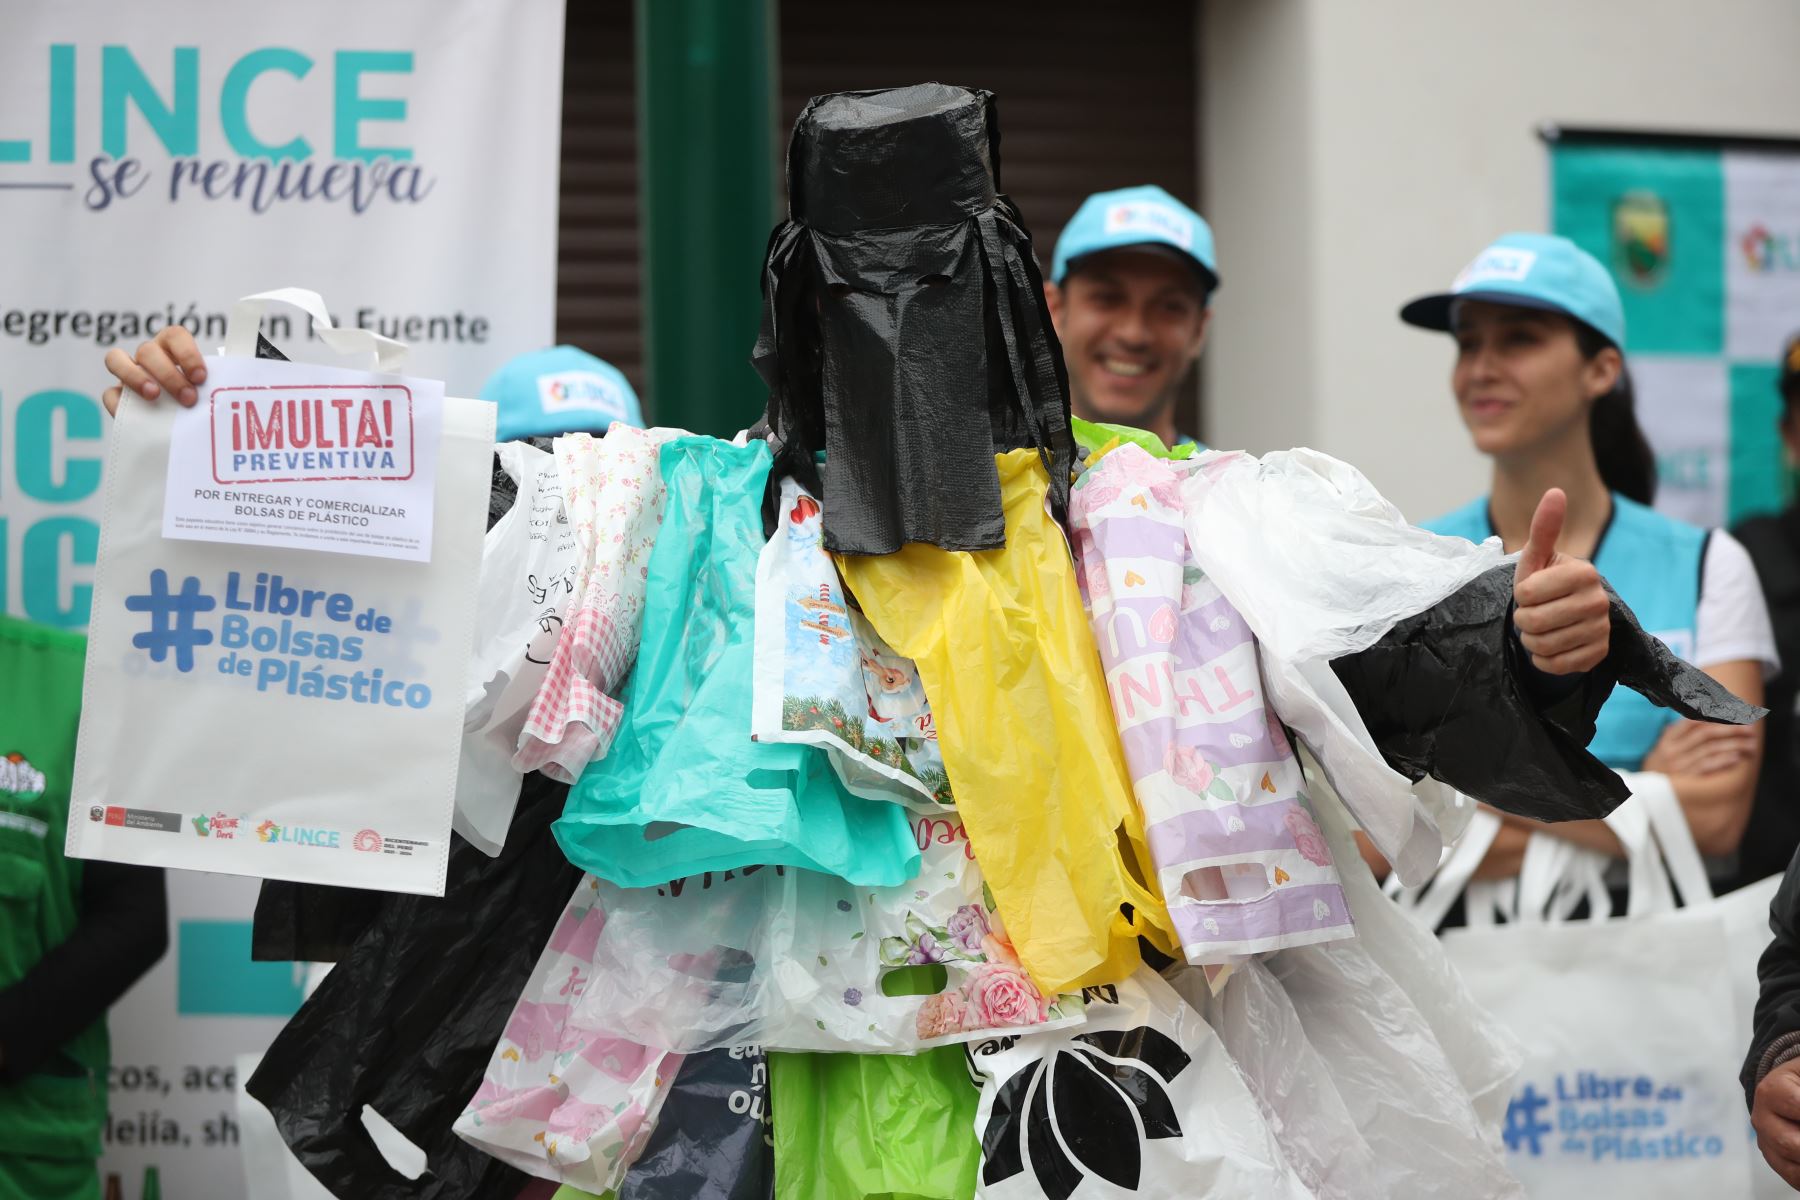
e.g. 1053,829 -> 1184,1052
1696,529 -> 1780,677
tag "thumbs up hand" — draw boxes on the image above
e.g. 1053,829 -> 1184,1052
1512,488 -> 1611,675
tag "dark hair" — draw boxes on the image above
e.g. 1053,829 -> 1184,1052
1573,322 -> 1657,506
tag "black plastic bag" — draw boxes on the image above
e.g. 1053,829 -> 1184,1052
753,82 -> 1073,556
1333,565 -> 1765,823
250,450 -> 537,964
246,771 -> 582,1200
613,1047 -> 773,1200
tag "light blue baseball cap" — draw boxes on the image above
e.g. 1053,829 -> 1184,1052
1400,232 -> 1625,349
479,346 -> 644,442
1051,185 -> 1219,295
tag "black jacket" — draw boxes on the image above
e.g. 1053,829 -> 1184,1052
1746,845 -> 1800,1108
1731,509 -> 1800,888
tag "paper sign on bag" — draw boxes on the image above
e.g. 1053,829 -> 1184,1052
162,355 -> 443,562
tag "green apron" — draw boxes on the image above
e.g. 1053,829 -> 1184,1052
0,616 -> 103,1199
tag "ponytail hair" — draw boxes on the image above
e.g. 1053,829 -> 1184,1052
1574,322 -> 1657,506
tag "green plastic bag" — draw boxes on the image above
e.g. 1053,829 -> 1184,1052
770,1048 -> 980,1200
1071,416 -> 1197,461
555,437 -> 919,889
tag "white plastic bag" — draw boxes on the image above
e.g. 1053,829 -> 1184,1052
454,441 -> 580,855
542,811 -> 1086,1056
751,476 -> 954,810
1180,449 -> 1503,885
968,966 -> 1311,1199
1171,762 -> 1525,1200
455,876 -> 683,1192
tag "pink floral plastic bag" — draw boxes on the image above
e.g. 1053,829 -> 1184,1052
525,815 -> 1086,1057
1071,444 -> 1354,965
455,877 -> 683,1192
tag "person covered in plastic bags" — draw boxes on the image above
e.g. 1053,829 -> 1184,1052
1045,185 -> 1213,450
1398,233 -> 1777,896
0,617 -> 169,1200
1728,331 -> 1800,893
99,84 -> 1762,1200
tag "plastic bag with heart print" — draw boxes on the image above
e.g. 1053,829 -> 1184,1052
751,475 -> 954,812
967,967 -> 1311,1199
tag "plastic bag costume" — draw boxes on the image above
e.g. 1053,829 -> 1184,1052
230,86 -> 1767,1200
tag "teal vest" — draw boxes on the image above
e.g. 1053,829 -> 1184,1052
1426,495 -> 1707,771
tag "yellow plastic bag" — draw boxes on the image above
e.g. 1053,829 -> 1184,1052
838,450 -> 1174,996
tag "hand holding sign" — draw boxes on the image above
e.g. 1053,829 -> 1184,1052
103,326 -> 207,413
1512,488 -> 1611,675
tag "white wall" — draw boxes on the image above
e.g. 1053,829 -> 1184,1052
1201,0 -> 1800,522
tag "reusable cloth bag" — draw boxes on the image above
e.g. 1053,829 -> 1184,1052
455,876 -> 683,1193
770,1047 -> 980,1200
837,450 -> 1176,996
554,437 -> 918,889
515,426 -> 685,783
751,475 -> 954,810
70,293 -> 493,895
1070,444 -> 1354,964
544,812 -> 1084,1056
1416,774 -> 1781,1198
968,967 -> 1310,1199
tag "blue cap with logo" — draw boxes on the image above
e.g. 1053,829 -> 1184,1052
479,346 -> 644,442
1400,232 -> 1626,350
1052,185 -> 1219,295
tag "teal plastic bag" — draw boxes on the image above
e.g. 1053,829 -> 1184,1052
555,437 -> 919,888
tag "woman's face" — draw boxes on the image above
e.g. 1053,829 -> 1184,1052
1450,301 -> 1619,459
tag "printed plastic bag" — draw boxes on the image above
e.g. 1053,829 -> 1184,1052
456,875 -> 683,1193
456,440 -> 581,855
751,476 -> 953,810
515,426 -> 685,783
1175,448 -> 1502,886
968,967 -> 1310,1198
554,437 -> 917,888
837,450 -> 1175,996
1070,444 -> 1354,965
603,1046 -> 772,1200
770,1047 -> 980,1200
549,810 -> 1085,1056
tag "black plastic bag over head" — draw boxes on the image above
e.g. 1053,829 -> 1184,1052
753,82 -> 1074,555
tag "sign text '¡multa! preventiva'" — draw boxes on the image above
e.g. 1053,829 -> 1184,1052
210,571 -> 431,710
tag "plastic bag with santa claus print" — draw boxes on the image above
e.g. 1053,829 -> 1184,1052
750,476 -> 954,811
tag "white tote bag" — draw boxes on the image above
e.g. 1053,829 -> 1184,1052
1405,775 -> 1782,1198
68,291 -> 494,895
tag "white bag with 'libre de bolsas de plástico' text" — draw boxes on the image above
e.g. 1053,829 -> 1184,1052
66,291 -> 494,896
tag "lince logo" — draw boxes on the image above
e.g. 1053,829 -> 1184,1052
0,752 -> 46,799
538,371 -> 630,422
210,385 -> 415,485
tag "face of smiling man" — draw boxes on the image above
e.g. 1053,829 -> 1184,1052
1045,247 -> 1212,448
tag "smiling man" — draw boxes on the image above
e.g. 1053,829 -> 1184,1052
1046,185 -> 1218,449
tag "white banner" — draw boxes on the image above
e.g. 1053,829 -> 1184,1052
0,2 -> 567,1195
